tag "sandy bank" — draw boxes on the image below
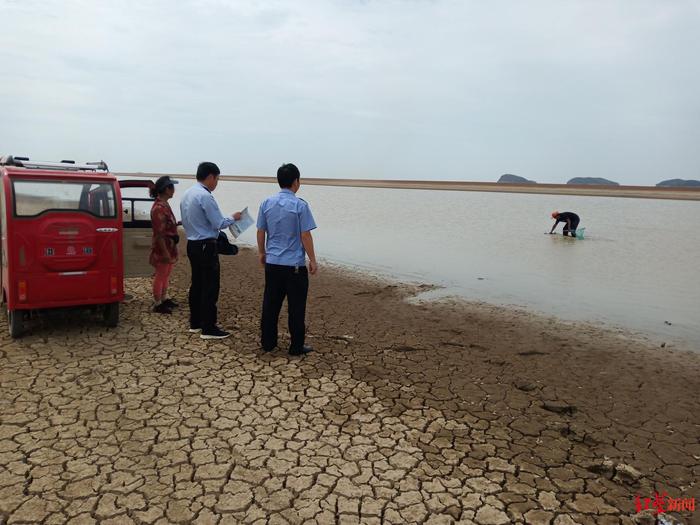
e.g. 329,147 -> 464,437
118,172 -> 700,201
1,249 -> 698,523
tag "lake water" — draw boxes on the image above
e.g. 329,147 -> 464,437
152,178 -> 700,348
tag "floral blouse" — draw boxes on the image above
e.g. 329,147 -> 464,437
149,199 -> 178,266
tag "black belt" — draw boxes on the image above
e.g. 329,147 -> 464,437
188,238 -> 217,244
266,263 -> 307,273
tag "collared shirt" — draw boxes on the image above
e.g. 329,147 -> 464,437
180,182 -> 235,241
257,189 -> 317,266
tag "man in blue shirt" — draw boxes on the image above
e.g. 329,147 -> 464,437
180,162 -> 242,340
256,163 -> 318,355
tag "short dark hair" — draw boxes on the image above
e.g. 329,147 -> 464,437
277,163 -> 300,188
196,162 -> 220,181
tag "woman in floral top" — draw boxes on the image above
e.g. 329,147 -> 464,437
150,176 -> 180,313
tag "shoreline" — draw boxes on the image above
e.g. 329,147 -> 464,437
117,172 -> 700,201
1,248 -> 698,523
235,244 -> 699,351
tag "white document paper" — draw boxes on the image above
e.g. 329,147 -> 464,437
228,207 -> 254,238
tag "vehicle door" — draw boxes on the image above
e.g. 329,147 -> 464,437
0,173 -> 7,302
10,177 -> 121,304
119,180 -> 157,278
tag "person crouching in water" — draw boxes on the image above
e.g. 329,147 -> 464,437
549,211 -> 580,237
149,176 -> 180,313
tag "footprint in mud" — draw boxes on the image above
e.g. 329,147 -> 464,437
392,345 -> 425,353
514,380 -> 538,392
435,342 -> 486,351
542,401 -> 577,415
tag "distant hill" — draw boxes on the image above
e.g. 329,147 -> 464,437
656,179 -> 700,187
497,174 -> 536,184
567,177 -> 619,186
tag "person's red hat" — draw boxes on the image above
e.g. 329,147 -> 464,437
551,211 -> 559,218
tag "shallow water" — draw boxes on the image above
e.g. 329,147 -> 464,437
136,178 -> 700,347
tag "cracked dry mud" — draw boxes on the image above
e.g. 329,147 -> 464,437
1,248 -> 698,524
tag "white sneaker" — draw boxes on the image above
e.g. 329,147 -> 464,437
188,327 -> 202,333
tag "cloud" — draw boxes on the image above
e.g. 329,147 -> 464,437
1,0 -> 699,183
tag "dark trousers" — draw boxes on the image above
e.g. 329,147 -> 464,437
187,240 -> 220,331
563,217 -> 580,237
261,264 -> 309,352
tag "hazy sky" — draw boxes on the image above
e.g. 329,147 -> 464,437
2,0 -> 699,184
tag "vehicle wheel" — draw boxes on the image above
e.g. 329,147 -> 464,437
8,308 -> 24,338
104,302 -> 119,328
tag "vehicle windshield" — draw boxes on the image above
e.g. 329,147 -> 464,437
12,179 -> 116,218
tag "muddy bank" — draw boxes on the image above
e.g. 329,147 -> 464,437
0,248 -> 698,524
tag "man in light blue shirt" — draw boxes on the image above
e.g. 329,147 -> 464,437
256,163 -> 317,356
180,162 -> 241,340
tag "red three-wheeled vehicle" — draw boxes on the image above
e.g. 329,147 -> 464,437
1,155 -> 158,337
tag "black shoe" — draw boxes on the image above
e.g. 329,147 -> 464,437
162,299 -> 179,308
261,340 -> 277,352
201,327 -> 231,340
288,346 -> 313,356
153,303 -> 172,314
